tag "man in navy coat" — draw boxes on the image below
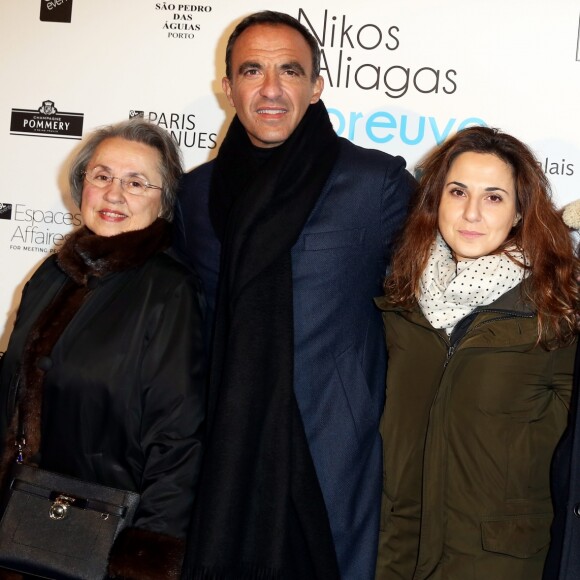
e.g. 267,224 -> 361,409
175,10 -> 416,580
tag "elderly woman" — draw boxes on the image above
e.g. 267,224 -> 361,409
375,126 -> 579,579
0,118 -> 205,579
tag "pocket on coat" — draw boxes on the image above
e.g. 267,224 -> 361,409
480,513 -> 552,558
334,343 -> 376,444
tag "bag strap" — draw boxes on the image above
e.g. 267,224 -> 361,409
15,399 -> 25,465
14,440 -> 25,464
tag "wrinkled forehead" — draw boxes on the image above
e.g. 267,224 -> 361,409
231,24 -> 314,68
88,137 -> 163,180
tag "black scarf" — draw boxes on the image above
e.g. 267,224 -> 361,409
183,101 -> 341,579
0,220 -> 171,483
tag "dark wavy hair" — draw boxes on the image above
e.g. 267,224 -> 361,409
225,10 -> 321,83
69,118 -> 182,221
385,126 -> 579,347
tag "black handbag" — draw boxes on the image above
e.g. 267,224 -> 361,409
0,463 -> 140,579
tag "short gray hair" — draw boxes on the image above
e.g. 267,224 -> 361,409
69,118 -> 182,221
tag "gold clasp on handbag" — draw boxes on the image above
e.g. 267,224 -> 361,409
49,495 -> 74,520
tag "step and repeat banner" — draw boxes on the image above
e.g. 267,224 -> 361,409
1,1 -> 579,348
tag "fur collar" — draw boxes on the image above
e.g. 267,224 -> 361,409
57,218 -> 171,285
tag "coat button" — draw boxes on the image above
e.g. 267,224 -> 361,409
574,504 -> 580,517
36,356 -> 53,371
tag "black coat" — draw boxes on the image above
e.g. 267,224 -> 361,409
0,231 -> 205,578
544,340 -> 580,579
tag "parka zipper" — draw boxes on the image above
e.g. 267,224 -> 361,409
444,344 -> 455,368
442,309 -> 534,369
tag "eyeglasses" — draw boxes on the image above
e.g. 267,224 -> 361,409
82,168 -> 162,197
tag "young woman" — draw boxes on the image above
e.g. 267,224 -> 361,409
375,126 -> 579,579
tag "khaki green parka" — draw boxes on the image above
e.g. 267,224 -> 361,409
375,285 -> 575,580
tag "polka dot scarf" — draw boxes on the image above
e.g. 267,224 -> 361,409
418,234 -> 526,335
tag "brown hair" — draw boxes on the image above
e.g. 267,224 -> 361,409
385,126 -> 579,347
225,11 -> 321,83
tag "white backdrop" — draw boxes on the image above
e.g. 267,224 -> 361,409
1,0 -> 579,349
